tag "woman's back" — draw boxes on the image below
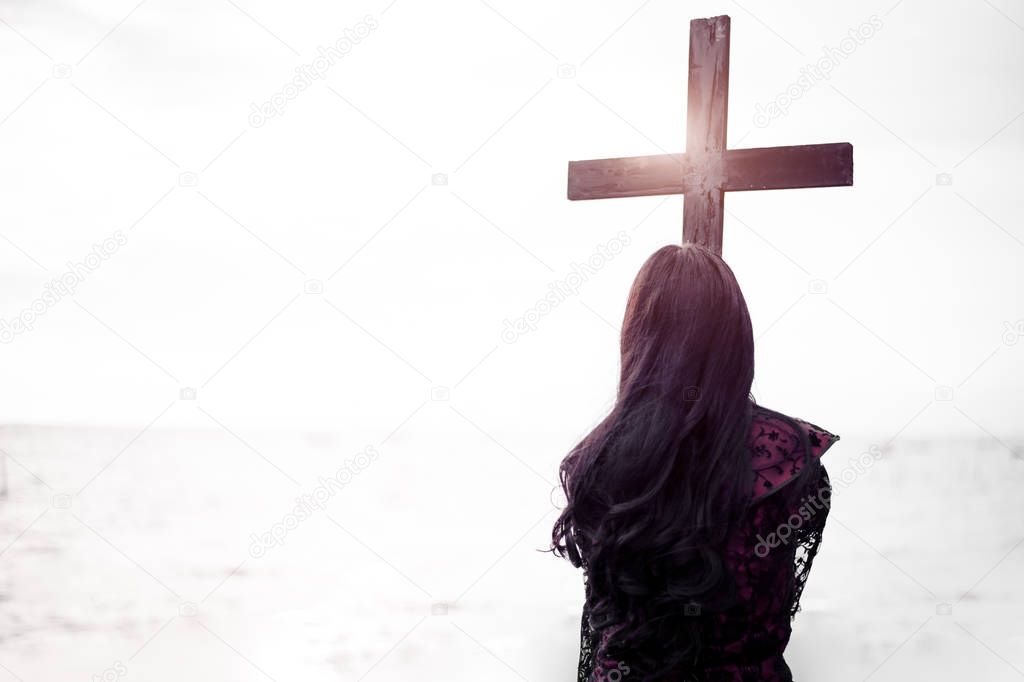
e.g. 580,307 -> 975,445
550,244 -> 840,681
578,405 -> 839,681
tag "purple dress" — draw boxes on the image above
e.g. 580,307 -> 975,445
577,405 -> 840,681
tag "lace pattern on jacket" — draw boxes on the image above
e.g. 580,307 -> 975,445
576,408 -> 838,681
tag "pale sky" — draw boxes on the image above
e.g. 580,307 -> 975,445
0,0 -> 1021,441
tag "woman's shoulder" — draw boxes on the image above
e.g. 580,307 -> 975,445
747,404 -> 840,500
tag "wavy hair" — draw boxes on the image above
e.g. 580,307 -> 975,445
550,243 -> 764,678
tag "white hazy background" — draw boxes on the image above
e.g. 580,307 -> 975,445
0,0 -> 1022,680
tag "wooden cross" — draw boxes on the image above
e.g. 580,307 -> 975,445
567,15 -> 853,255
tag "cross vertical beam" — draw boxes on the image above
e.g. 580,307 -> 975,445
684,15 -> 730,254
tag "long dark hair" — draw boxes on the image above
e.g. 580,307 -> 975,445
551,243 -> 761,677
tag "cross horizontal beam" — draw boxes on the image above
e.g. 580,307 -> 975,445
567,142 -> 853,200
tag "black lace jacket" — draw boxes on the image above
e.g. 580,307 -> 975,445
577,406 -> 839,681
